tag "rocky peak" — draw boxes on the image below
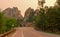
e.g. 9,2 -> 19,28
23,7 -> 34,22
3,7 -> 23,20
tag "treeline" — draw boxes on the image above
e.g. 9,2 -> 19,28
0,11 -> 18,34
34,6 -> 60,34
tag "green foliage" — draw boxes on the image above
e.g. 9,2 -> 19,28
0,12 -> 18,34
34,6 -> 60,34
35,8 -> 46,30
5,17 -> 18,31
0,12 -> 5,34
6,17 -> 17,27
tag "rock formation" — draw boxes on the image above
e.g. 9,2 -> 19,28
3,7 -> 23,20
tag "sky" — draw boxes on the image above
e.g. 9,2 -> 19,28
0,0 -> 56,17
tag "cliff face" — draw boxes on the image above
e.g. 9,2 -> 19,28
23,7 -> 34,22
3,7 -> 23,20
22,7 -> 41,27
22,7 -> 35,27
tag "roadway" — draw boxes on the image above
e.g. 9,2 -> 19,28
7,27 -> 60,37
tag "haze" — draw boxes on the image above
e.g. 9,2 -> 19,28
0,0 -> 56,16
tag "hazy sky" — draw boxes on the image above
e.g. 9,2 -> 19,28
0,0 -> 56,16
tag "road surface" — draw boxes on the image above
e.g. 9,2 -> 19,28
7,27 -> 60,37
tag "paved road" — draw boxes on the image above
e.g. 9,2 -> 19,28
7,27 -> 60,37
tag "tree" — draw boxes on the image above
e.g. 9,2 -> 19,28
5,17 -> 18,31
45,6 -> 60,33
35,8 -> 46,30
57,0 -> 60,6
0,11 -> 18,34
34,6 -> 60,34
0,12 -> 4,34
